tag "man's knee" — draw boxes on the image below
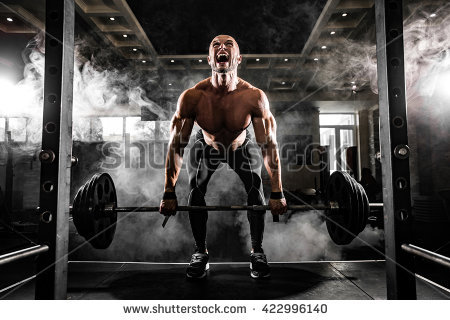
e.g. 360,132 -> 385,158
188,187 -> 206,206
247,186 -> 264,206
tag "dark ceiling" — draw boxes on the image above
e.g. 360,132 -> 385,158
126,0 -> 328,55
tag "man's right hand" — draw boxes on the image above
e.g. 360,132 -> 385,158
159,199 -> 178,216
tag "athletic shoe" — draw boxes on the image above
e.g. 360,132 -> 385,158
186,252 -> 209,279
250,252 -> 271,279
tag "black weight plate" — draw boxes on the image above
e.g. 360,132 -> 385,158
80,174 -> 100,243
347,174 -> 363,236
325,173 -> 340,243
89,173 -> 117,249
335,173 -> 354,244
353,181 -> 364,233
350,175 -> 367,234
72,184 -> 87,237
104,173 -> 118,246
356,182 -> 370,233
97,173 -> 117,249
341,172 -> 361,237
85,173 -> 102,247
90,173 -> 110,249
352,179 -> 364,233
325,171 -> 354,245
79,175 -> 95,239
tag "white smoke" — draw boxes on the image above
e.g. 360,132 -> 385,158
7,2 -> 449,262
313,2 -> 450,100
0,34 -> 167,145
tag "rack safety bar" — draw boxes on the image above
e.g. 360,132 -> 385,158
401,244 -> 450,269
0,245 -> 49,266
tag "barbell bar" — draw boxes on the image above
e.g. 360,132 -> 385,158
70,203 -> 382,227
70,204 -> 335,212
69,171 -> 383,249
101,204 -> 384,212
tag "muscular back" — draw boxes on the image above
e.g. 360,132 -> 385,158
179,78 -> 265,150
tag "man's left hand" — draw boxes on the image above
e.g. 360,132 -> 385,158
269,198 -> 288,216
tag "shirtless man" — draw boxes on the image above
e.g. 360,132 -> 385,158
159,35 -> 287,279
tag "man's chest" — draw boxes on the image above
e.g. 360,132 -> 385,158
194,94 -> 253,131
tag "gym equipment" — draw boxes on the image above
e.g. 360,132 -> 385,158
70,171 -> 382,249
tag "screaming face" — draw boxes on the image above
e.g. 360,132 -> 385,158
208,35 -> 242,74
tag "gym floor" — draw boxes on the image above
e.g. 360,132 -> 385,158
1,259 -> 449,300
1,223 -> 449,300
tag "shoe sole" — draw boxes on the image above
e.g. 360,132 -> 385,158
250,271 -> 271,279
250,262 -> 271,279
186,263 -> 209,279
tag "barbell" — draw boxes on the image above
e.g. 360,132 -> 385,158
69,171 -> 383,249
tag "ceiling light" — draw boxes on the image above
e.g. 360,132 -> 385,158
281,81 -> 286,85
314,58 -> 319,61
430,13 -> 437,18
198,59 -> 202,62
170,59 -> 175,63
6,17 -> 13,22
330,31 -> 336,35
122,34 -> 128,38
342,13 -> 348,17
256,58 -> 260,62
142,60 -> 146,63
132,48 -> 137,52
168,83 -> 172,86
284,58 -> 289,62
109,17 -> 115,21
321,45 -> 327,49
351,81 -> 355,84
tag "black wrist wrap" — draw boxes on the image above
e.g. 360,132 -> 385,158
270,191 -> 284,200
163,191 -> 177,200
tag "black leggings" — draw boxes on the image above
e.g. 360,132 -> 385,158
187,129 -> 265,253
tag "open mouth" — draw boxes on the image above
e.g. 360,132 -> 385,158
216,53 -> 229,63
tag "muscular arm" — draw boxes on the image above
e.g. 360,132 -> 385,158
164,90 -> 195,192
252,91 -> 283,193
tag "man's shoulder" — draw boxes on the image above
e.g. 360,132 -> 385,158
179,79 -> 209,102
237,79 -> 269,117
192,78 -> 212,91
238,79 -> 266,99
181,84 -> 206,103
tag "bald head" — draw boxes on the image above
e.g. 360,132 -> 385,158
209,35 -> 240,54
208,35 -> 242,73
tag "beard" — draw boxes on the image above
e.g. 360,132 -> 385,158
210,57 -> 238,73
211,65 -> 234,73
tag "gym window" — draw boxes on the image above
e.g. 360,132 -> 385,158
0,117 -> 28,143
319,113 -> 357,172
0,118 -> 5,141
